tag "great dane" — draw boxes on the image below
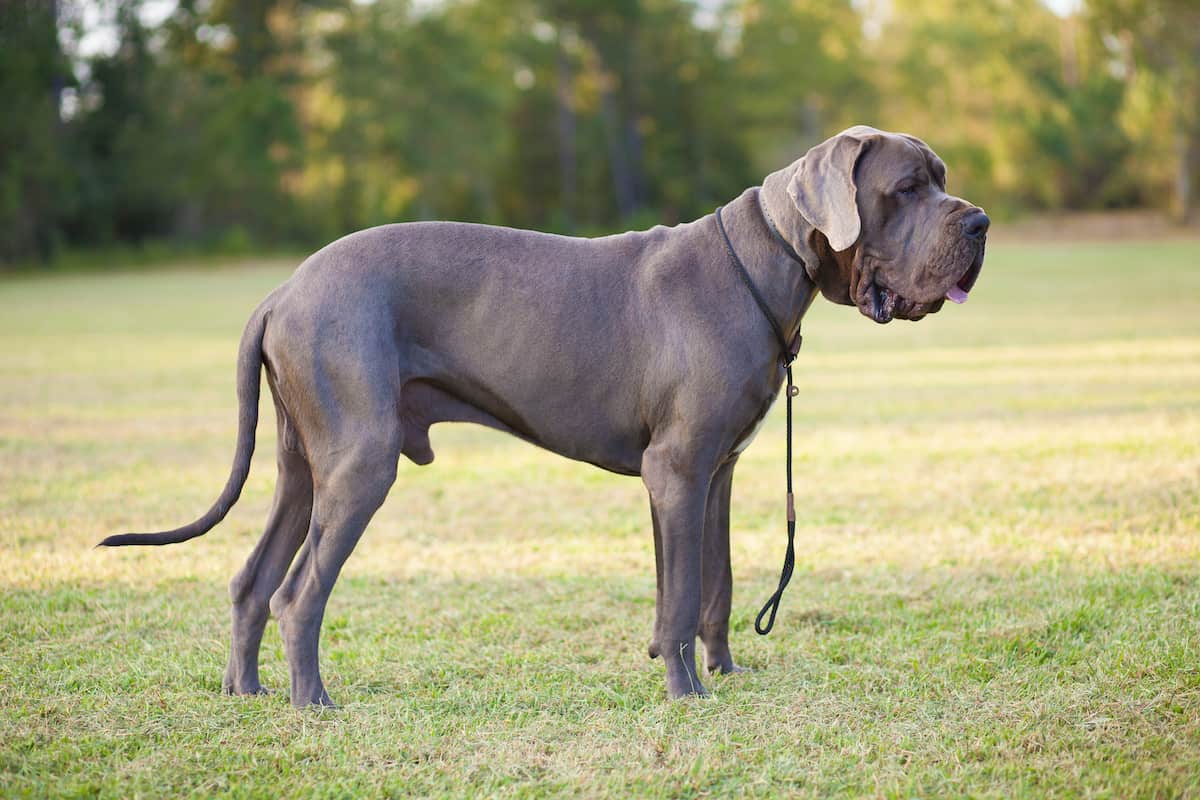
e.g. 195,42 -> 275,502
101,126 -> 988,706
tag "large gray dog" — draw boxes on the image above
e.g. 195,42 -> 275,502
101,126 -> 988,706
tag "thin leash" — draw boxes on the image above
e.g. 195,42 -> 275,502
714,195 -> 804,636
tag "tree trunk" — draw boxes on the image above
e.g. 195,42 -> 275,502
1169,63 -> 1197,223
1172,126 -> 1195,224
620,18 -> 645,215
556,35 -> 577,232
599,70 -> 637,222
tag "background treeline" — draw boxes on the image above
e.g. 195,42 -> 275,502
2,0 -> 1197,265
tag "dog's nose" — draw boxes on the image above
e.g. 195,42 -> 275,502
962,209 -> 990,240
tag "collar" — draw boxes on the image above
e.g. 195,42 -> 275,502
713,195 -> 805,366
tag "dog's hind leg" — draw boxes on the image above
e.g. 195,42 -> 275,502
223,388 -> 313,696
268,424 -> 399,707
260,332 -> 403,705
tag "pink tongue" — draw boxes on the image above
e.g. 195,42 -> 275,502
945,286 -> 969,304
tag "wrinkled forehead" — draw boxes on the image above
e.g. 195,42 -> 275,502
858,134 -> 947,191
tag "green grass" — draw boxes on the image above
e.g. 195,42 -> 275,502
2,240 -> 1199,798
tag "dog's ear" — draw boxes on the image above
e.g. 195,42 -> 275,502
787,128 -> 873,252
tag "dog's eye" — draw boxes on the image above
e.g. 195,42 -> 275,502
896,185 -> 918,198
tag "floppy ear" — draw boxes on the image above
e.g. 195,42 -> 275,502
787,131 -> 871,252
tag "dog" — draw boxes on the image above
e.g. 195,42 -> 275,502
101,126 -> 988,706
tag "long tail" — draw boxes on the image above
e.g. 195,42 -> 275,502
98,303 -> 270,547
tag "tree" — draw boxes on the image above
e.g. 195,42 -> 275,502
1089,0 -> 1200,221
729,0 -> 876,173
0,0 -> 74,261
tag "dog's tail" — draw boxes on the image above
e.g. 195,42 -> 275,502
98,303 -> 270,547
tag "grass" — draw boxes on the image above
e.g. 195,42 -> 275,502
1,239 -> 1199,797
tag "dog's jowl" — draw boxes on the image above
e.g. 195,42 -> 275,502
101,126 -> 988,707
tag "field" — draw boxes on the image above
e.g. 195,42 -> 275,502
2,238 -> 1199,797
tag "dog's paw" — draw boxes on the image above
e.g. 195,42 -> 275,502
708,661 -> 752,675
292,688 -> 337,709
702,643 -> 752,676
222,677 -> 270,696
667,682 -> 711,700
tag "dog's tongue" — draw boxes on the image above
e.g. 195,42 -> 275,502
945,286 -> 969,304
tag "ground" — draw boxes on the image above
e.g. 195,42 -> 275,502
1,237 -> 1199,797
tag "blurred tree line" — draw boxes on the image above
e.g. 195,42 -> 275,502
1,0 -> 1196,265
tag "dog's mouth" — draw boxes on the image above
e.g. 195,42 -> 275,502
944,245 -> 985,305
854,233 -> 986,324
863,282 -> 943,324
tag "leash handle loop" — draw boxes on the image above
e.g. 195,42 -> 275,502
754,363 -> 797,635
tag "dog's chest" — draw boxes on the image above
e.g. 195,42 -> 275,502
732,391 -> 779,455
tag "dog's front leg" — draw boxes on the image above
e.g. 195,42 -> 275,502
642,442 -> 714,699
700,457 -> 748,675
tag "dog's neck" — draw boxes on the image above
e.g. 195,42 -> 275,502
712,182 -> 818,353
759,165 -> 857,309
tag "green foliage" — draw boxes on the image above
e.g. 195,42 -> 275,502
1,0 -> 1196,265
732,0 -> 874,171
1086,0 -> 1200,220
0,0 -> 76,261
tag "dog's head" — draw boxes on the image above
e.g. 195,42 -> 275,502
788,126 -> 988,323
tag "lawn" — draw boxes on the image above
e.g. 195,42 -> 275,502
2,238 -> 1199,798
